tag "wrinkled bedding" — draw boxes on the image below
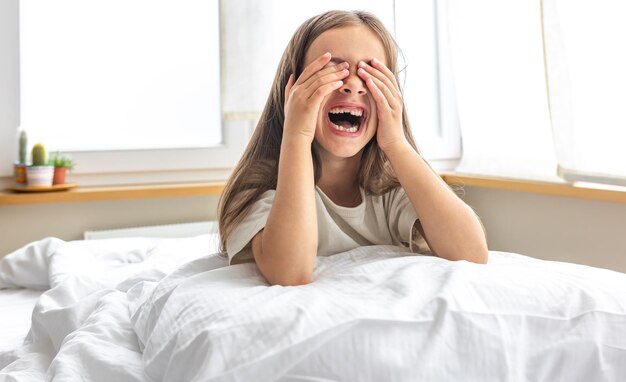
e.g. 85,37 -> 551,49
0,289 -> 43,353
1,236 -> 625,381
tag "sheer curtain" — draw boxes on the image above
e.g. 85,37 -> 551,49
541,0 -> 626,187
447,0 -> 626,186
446,0 -> 559,182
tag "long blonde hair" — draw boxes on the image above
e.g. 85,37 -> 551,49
218,10 -> 443,253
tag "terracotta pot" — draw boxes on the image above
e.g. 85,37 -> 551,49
13,162 -> 27,184
53,167 -> 68,185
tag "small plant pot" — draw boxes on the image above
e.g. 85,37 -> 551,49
13,162 -> 28,184
26,165 -> 55,187
53,167 -> 68,185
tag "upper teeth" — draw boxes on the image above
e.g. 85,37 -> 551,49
329,107 -> 363,117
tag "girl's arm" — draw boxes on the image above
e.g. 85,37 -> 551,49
253,134 -> 316,285
358,58 -> 488,264
385,144 -> 488,264
253,53 -> 350,285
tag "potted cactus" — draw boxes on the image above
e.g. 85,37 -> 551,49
26,143 -> 55,187
13,130 -> 28,184
50,152 -> 75,185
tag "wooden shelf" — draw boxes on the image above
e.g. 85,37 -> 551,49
0,182 -> 225,206
439,172 -> 626,204
1,173 -> 625,206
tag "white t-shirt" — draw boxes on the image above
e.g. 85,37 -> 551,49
226,186 -> 433,265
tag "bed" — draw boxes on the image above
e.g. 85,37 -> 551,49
0,289 -> 43,353
1,234 -> 625,381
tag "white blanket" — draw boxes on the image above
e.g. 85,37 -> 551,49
0,235 -> 222,381
1,237 -> 626,381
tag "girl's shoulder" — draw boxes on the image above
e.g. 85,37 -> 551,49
365,184 -> 406,200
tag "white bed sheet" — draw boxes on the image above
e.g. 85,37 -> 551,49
0,289 -> 43,353
0,235 -> 625,381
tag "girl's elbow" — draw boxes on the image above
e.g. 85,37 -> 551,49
266,271 -> 313,286
255,249 -> 315,286
256,240 -> 316,286
469,246 -> 489,264
459,235 -> 489,264
474,252 -> 488,264
439,244 -> 488,264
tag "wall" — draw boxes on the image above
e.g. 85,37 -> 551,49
462,186 -> 626,273
0,195 -> 221,256
0,0 -> 19,177
1,187 -> 625,274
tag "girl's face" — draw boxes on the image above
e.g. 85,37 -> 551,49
303,25 -> 388,160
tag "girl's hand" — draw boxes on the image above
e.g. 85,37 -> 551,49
283,52 -> 350,143
357,58 -> 407,153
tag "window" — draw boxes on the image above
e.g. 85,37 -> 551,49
9,0 -> 456,185
395,0 -> 461,170
18,0 -> 248,185
208,0 -> 457,171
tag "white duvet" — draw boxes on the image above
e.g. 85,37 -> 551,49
1,235 -> 625,381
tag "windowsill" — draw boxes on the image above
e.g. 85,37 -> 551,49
439,172 -> 626,204
0,182 -> 226,206
1,172 -> 625,206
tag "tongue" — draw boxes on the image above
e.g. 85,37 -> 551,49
337,121 -> 355,129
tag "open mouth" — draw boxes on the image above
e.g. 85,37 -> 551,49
327,106 -> 366,134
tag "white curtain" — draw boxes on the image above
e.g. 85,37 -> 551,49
542,0 -> 626,186
446,0 -> 560,182
221,0 -> 394,117
447,0 -> 626,186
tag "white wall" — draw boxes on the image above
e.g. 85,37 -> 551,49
462,187 -> 626,273
0,0 -> 19,177
0,195 -> 221,256
2,188 -> 625,275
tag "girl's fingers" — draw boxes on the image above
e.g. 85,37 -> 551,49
358,59 -> 401,97
359,68 -> 398,110
364,76 -> 391,110
372,58 -> 401,89
303,66 -> 349,93
308,80 -> 345,103
284,73 -> 295,104
302,60 -> 349,90
296,52 -> 333,86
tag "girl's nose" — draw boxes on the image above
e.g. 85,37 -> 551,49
339,69 -> 367,95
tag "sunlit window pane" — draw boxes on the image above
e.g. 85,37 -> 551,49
19,0 -> 221,152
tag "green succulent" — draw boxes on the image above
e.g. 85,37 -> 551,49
50,152 -> 75,170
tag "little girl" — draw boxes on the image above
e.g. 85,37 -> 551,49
218,10 -> 488,285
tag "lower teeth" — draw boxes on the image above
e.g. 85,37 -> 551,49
332,123 -> 358,133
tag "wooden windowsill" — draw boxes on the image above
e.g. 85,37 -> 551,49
0,182 -> 226,206
1,173 -> 625,206
439,172 -> 626,204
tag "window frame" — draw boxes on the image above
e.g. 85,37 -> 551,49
394,0 -> 461,171
14,0 -> 249,186
4,0 -> 461,184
